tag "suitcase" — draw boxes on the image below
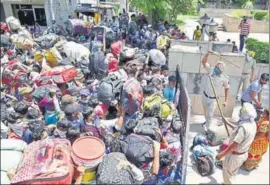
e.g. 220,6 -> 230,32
40,65 -> 77,84
206,124 -> 231,146
11,139 -> 74,185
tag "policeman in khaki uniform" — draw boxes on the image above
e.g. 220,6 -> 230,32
201,51 -> 230,132
216,102 -> 257,184
237,51 -> 256,99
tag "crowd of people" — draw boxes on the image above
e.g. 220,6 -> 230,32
0,10 -> 187,185
0,8 -> 269,185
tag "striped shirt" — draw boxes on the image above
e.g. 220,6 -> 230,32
239,21 -> 251,36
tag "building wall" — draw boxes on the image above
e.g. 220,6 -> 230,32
223,13 -> 269,33
44,0 -> 73,26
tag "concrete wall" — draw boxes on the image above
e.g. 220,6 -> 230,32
255,63 -> 269,80
171,40 -> 233,53
223,13 -> 269,33
169,47 -> 246,117
200,8 -> 249,18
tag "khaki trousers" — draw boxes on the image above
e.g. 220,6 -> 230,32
222,153 -> 248,184
202,94 -> 217,129
237,74 -> 250,96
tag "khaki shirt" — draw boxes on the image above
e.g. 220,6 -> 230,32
203,63 -> 230,97
229,121 -> 257,153
242,58 -> 256,74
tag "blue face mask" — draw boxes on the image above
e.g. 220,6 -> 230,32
213,67 -> 220,75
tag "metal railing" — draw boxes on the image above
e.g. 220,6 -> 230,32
175,65 -> 191,184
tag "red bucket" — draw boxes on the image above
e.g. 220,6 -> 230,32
71,136 -> 105,168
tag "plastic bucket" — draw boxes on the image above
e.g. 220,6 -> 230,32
71,136 -> 105,184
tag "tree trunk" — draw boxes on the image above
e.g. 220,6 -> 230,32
216,0 -> 222,8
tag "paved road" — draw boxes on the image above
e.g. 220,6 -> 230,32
184,18 -> 269,184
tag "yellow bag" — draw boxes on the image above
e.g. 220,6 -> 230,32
44,47 -> 62,67
143,94 -> 163,111
161,100 -> 176,119
34,51 -> 43,63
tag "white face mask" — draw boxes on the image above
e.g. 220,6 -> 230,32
56,129 -> 67,138
246,55 -> 253,62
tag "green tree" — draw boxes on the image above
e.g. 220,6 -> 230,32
130,0 -> 201,23
130,0 -> 171,24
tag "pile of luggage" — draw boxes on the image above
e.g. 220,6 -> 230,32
0,16 -> 186,185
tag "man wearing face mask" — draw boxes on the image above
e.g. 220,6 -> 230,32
78,88 -> 90,112
237,51 -> 256,100
216,102 -> 257,184
201,51 -> 230,132
241,73 -> 269,107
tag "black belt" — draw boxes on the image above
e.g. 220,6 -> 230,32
203,91 -> 216,99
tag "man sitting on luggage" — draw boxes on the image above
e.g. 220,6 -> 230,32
201,51 -> 230,132
216,102 -> 257,184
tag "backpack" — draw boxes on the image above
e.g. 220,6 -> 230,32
89,50 -> 106,79
142,93 -> 163,115
196,155 -> 215,177
97,75 -> 124,104
32,84 -> 59,103
96,152 -> 138,184
161,100 -> 176,119
122,134 -> 154,168
122,77 -> 143,116
134,117 -> 161,142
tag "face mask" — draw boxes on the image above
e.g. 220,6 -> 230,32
213,67 -> 220,75
56,129 -> 67,138
246,55 -> 253,61
79,97 -> 89,104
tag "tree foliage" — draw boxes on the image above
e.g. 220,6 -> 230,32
130,0 -> 201,21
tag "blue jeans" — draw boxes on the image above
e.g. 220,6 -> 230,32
239,34 -> 247,52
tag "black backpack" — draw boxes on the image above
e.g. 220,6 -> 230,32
97,74 -> 123,104
196,155 -> 215,177
89,50 -> 106,79
122,134 -> 154,168
96,152 -> 138,184
134,117 -> 162,142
